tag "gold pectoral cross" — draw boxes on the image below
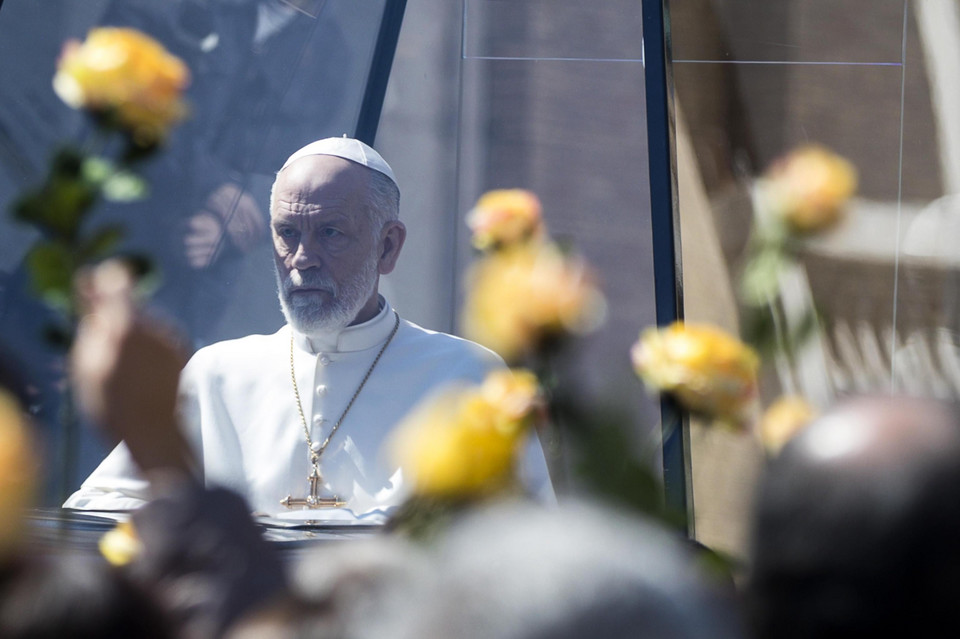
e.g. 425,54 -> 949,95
281,464 -> 346,509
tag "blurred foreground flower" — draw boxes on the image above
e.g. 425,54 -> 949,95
466,189 -> 544,252
12,27 -> 189,504
0,391 -> 38,557
14,27 -> 189,343
391,369 -> 542,498
54,27 -> 189,146
631,322 -> 759,426
741,144 -> 858,364
100,520 -> 143,567
755,144 -> 857,235
462,243 -> 606,363
759,395 -> 817,455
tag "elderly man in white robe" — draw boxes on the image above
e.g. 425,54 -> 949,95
65,137 -> 553,521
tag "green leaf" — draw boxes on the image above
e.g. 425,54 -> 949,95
692,543 -> 741,585
740,247 -> 787,306
81,156 -> 148,201
548,395 -> 680,525
121,134 -> 161,163
45,175 -> 97,237
785,308 -> 821,354
740,306 -> 778,356
102,171 -> 148,201
26,241 -> 75,313
81,156 -> 114,186
384,494 -> 476,543
14,177 -> 96,240
51,147 -> 84,178
12,191 -> 47,225
80,226 -> 124,262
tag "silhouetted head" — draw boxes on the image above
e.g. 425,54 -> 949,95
748,395 -> 960,639
0,555 -> 173,639
395,500 -> 743,639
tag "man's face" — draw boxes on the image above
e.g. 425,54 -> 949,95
271,155 -> 382,333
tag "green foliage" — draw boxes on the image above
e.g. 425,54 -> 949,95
26,241 -> 74,311
10,136 -> 158,348
385,494 -> 492,544
13,178 -> 96,241
740,246 -> 786,307
80,226 -> 124,262
551,395 -> 670,519
739,216 -> 823,365
83,157 -> 149,201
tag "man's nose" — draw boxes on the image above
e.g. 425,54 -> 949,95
291,239 -> 323,269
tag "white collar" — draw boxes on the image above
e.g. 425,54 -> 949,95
291,298 -> 396,354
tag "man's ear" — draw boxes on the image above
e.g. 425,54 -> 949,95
377,221 -> 406,275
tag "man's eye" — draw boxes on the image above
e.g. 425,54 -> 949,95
277,227 -> 298,239
321,227 -> 343,238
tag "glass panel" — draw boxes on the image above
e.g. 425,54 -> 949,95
379,0 -> 660,486
376,1 -> 465,332
672,0 -> 904,63
893,0 -> 960,394
457,57 -> 657,395
0,0 -> 388,502
463,0 -> 644,61
669,0 -> 960,558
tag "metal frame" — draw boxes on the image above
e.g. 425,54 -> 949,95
354,0 -> 408,145
641,0 -> 693,533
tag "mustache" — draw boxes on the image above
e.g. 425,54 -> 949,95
282,270 -> 338,295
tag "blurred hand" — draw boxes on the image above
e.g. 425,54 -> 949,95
204,182 -> 266,253
71,261 -> 196,477
184,210 -> 223,269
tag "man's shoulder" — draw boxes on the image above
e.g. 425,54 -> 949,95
185,327 -> 286,373
395,319 -> 504,368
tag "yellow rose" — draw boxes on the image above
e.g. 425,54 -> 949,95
758,144 -> 857,234
390,369 -> 540,498
631,322 -> 759,425
461,243 -> 606,362
99,520 -> 143,567
53,27 -> 189,143
480,369 -> 541,421
759,395 -> 817,455
0,390 -> 38,557
466,189 -> 545,251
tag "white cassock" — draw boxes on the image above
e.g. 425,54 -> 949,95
64,299 -> 554,520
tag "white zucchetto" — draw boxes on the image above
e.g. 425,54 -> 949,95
279,136 -> 398,187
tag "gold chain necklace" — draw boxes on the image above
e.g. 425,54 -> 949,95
281,311 -> 401,508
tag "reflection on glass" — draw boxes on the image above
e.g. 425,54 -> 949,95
462,0 -> 644,61
669,0 -> 960,558
0,0 -> 387,501
454,0 -> 660,493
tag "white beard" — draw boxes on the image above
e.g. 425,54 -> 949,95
275,258 -> 379,334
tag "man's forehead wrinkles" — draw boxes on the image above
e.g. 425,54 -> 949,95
273,201 -> 353,224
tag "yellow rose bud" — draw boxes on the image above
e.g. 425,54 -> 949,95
466,189 -> 545,251
480,369 -> 541,422
99,520 -> 143,567
391,370 -> 540,498
0,390 -> 38,557
631,322 -> 759,425
53,27 -> 189,144
759,395 -> 817,455
461,243 -> 606,362
758,144 -> 857,234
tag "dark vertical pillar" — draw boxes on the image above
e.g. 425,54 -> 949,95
642,0 -> 693,533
